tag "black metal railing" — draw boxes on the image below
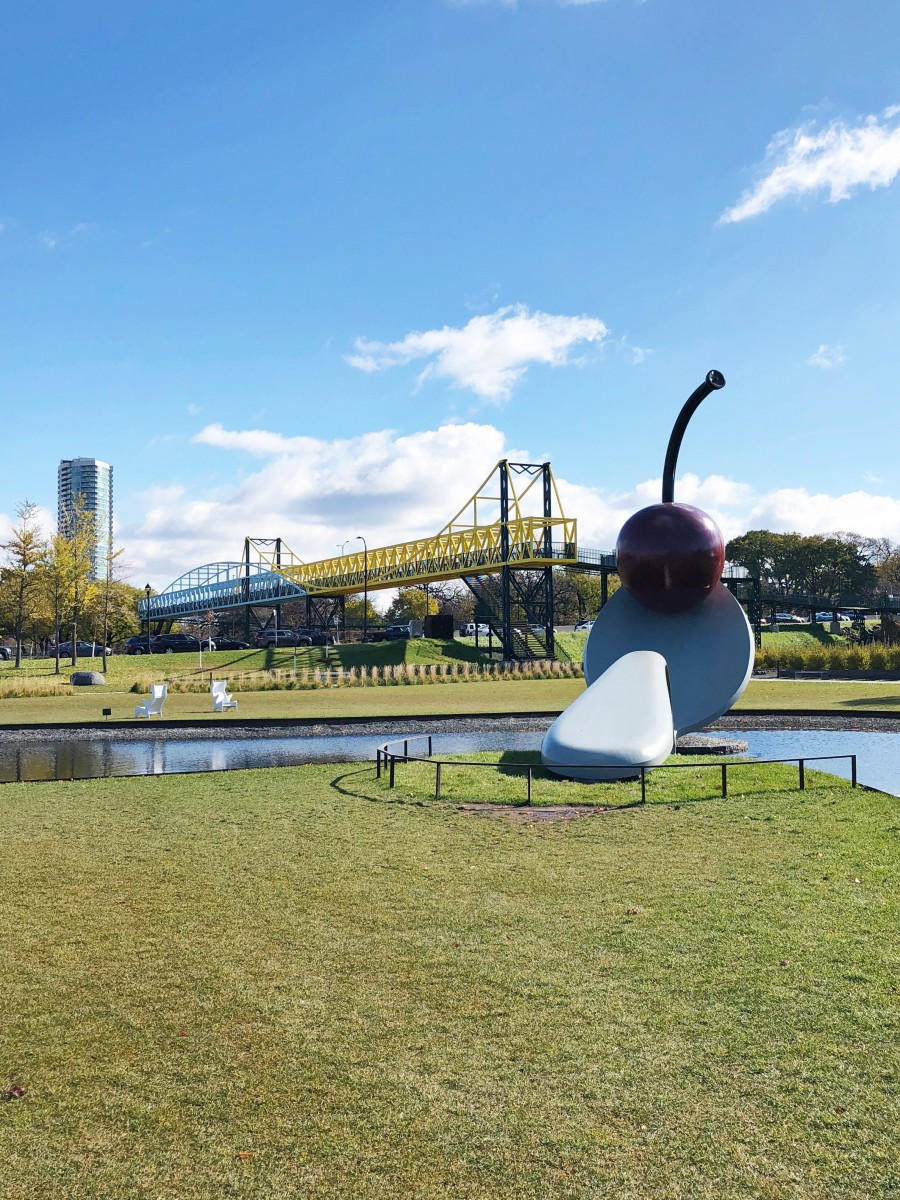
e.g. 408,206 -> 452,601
375,735 -> 858,804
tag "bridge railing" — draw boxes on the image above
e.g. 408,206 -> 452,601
254,517 -> 580,595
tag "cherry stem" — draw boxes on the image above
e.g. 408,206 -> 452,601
661,370 -> 726,503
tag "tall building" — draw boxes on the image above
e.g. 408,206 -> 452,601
57,458 -> 114,579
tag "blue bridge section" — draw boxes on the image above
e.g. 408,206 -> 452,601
138,562 -> 307,623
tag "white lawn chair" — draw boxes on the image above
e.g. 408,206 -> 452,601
211,680 -> 237,712
134,683 -> 167,719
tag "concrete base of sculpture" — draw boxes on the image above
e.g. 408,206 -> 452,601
542,650 -> 675,781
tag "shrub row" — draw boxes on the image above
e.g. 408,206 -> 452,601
128,659 -> 585,694
756,643 -> 900,671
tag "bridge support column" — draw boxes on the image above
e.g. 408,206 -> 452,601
500,460 -> 513,660
542,462 -> 555,659
242,538 -> 252,642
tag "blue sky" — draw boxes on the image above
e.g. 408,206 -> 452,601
3,0 -> 900,586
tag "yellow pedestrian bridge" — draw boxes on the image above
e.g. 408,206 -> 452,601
139,461 -> 617,659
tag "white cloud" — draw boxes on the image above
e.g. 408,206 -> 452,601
346,304 -> 609,402
125,416 -> 900,590
125,422 -> 518,587
719,105 -> 900,224
807,343 -> 845,369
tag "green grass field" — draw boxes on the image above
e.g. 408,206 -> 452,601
0,637 -> 488,686
0,761 -> 894,1198
1,676 -> 900,725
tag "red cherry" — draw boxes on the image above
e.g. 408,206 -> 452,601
616,502 -> 725,614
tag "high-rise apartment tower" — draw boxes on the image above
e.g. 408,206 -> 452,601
57,458 -> 114,579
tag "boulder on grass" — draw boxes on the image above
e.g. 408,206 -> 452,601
71,671 -> 105,687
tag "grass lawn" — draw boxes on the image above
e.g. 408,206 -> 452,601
0,678 -> 585,725
0,762 -> 895,1198
2,676 -> 900,725
0,638 -> 488,689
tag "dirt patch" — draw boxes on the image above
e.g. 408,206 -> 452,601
457,802 -> 606,823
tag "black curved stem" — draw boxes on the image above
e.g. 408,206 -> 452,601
661,369 -> 726,503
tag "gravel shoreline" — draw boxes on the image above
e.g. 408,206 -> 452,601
0,711 -> 897,742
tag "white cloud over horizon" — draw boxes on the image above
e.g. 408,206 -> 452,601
719,105 -> 900,224
345,304 -> 609,401
120,420 -> 900,589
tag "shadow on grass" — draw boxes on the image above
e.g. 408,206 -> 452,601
839,695 -> 900,707
329,766 -> 423,807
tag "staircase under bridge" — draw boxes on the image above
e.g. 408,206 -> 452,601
139,461 -> 618,660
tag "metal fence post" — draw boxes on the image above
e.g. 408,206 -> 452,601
435,762 -> 442,799
640,767 -> 646,804
389,755 -> 395,788
799,759 -> 805,790
404,739 -> 408,759
527,766 -> 532,804
376,748 -> 381,779
428,735 -> 433,756
721,763 -> 727,798
851,755 -> 857,787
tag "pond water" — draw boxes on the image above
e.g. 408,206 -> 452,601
0,730 -> 541,785
0,727 -> 897,796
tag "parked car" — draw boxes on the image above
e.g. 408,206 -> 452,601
0,646 -> 10,661
54,641 -> 111,658
816,611 -> 838,622
772,612 -> 806,624
124,634 -> 154,655
460,623 -> 490,637
383,624 -> 412,640
150,633 -> 203,654
291,628 -> 336,646
206,637 -> 250,651
574,619 -> 595,632
253,629 -> 312,648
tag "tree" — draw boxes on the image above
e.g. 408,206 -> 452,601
553,568 -> 615,623
56,494 -> 97,667
90,525 -> 131,672
344,594 -> 380,628
0,501 -> 47,667
726,528 -> 878,605
384,586 -> 441,624
44,533 -> 72,675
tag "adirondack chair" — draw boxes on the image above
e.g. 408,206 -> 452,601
134,683 -> 167,719
211,680 -> 237,712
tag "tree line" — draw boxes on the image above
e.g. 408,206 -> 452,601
725,530 -> 900,603
0,498 -> 142,670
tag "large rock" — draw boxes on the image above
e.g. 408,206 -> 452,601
70,671 -> 105,687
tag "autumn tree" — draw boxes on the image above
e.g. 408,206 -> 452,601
1,496 -> 47,667
0,501 -> 47,667
57,494 -> 97,666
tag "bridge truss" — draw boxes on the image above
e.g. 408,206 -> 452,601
139,460 -> 618,660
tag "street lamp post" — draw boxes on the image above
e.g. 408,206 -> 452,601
144,584 -> 152,655
355,535 -> 368,640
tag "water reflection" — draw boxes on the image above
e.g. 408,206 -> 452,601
0,730 -> 543,784
0,728 -> 897,796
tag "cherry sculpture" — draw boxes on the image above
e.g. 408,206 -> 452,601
616,369 -> 726,614
541,368 -> 755,782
